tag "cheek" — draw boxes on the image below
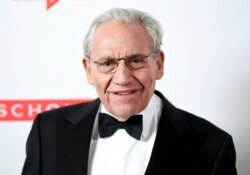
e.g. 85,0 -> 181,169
92,74 -> 112,93
136,71 -> 156,89
139,68 -> 158,94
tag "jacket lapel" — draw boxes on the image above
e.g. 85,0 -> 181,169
145,91 -> 206,174
56,99 -> 100,175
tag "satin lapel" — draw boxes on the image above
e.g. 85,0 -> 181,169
145,91 -> 206,174
56,99 -> 100,175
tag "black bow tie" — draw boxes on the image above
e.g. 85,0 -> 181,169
98,113 -> 143,140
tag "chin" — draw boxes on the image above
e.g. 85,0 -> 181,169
112,105 -> 142,119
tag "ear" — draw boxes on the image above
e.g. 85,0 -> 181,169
82,57 -> 94,85
155,51 -> 165,79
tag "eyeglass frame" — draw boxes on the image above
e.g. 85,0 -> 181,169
88,51 -> 159,74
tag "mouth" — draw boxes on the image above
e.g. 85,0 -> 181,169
108,89 -> 140,95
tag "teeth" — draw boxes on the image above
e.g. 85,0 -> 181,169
114,91 -> 133,95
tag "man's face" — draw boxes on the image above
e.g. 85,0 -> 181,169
83,21 -> 164,121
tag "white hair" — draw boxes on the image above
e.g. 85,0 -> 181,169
83,8 -> 163,57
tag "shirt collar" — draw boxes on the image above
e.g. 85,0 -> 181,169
139,94 -> 162,141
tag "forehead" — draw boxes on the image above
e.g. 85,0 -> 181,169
90,21 -> 152,58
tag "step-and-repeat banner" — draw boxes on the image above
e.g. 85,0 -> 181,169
1,0 -> 249,174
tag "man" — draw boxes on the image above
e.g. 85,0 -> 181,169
22,8 -> 237,175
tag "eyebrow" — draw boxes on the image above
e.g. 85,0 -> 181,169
98,53 -> 146,61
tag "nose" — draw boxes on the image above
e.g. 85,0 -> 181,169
112,60 -> 133,85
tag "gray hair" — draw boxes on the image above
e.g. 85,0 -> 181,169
83,8 -> 163,57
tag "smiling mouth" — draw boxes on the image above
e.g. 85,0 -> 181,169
109,89 -> 139,95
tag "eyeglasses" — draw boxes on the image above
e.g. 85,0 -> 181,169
90,51 -> 158,74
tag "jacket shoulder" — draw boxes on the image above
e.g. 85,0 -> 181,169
35,99 -> 100,124
180,109 -> 230,137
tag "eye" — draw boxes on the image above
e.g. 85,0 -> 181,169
100,59 -> 116,67
129,55 -> 145,64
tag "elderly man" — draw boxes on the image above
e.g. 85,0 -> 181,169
22,8 -> 237,175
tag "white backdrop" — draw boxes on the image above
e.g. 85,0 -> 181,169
0,0 -> 249,174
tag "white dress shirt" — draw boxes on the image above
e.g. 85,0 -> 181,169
87,94 -> 163,175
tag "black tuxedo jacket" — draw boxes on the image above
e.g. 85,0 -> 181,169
22,91 -> 237,175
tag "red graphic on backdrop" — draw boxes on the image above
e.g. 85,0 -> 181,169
47,0 -> 60,10
13,0 -> 61,10
0,99 -> 91,121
